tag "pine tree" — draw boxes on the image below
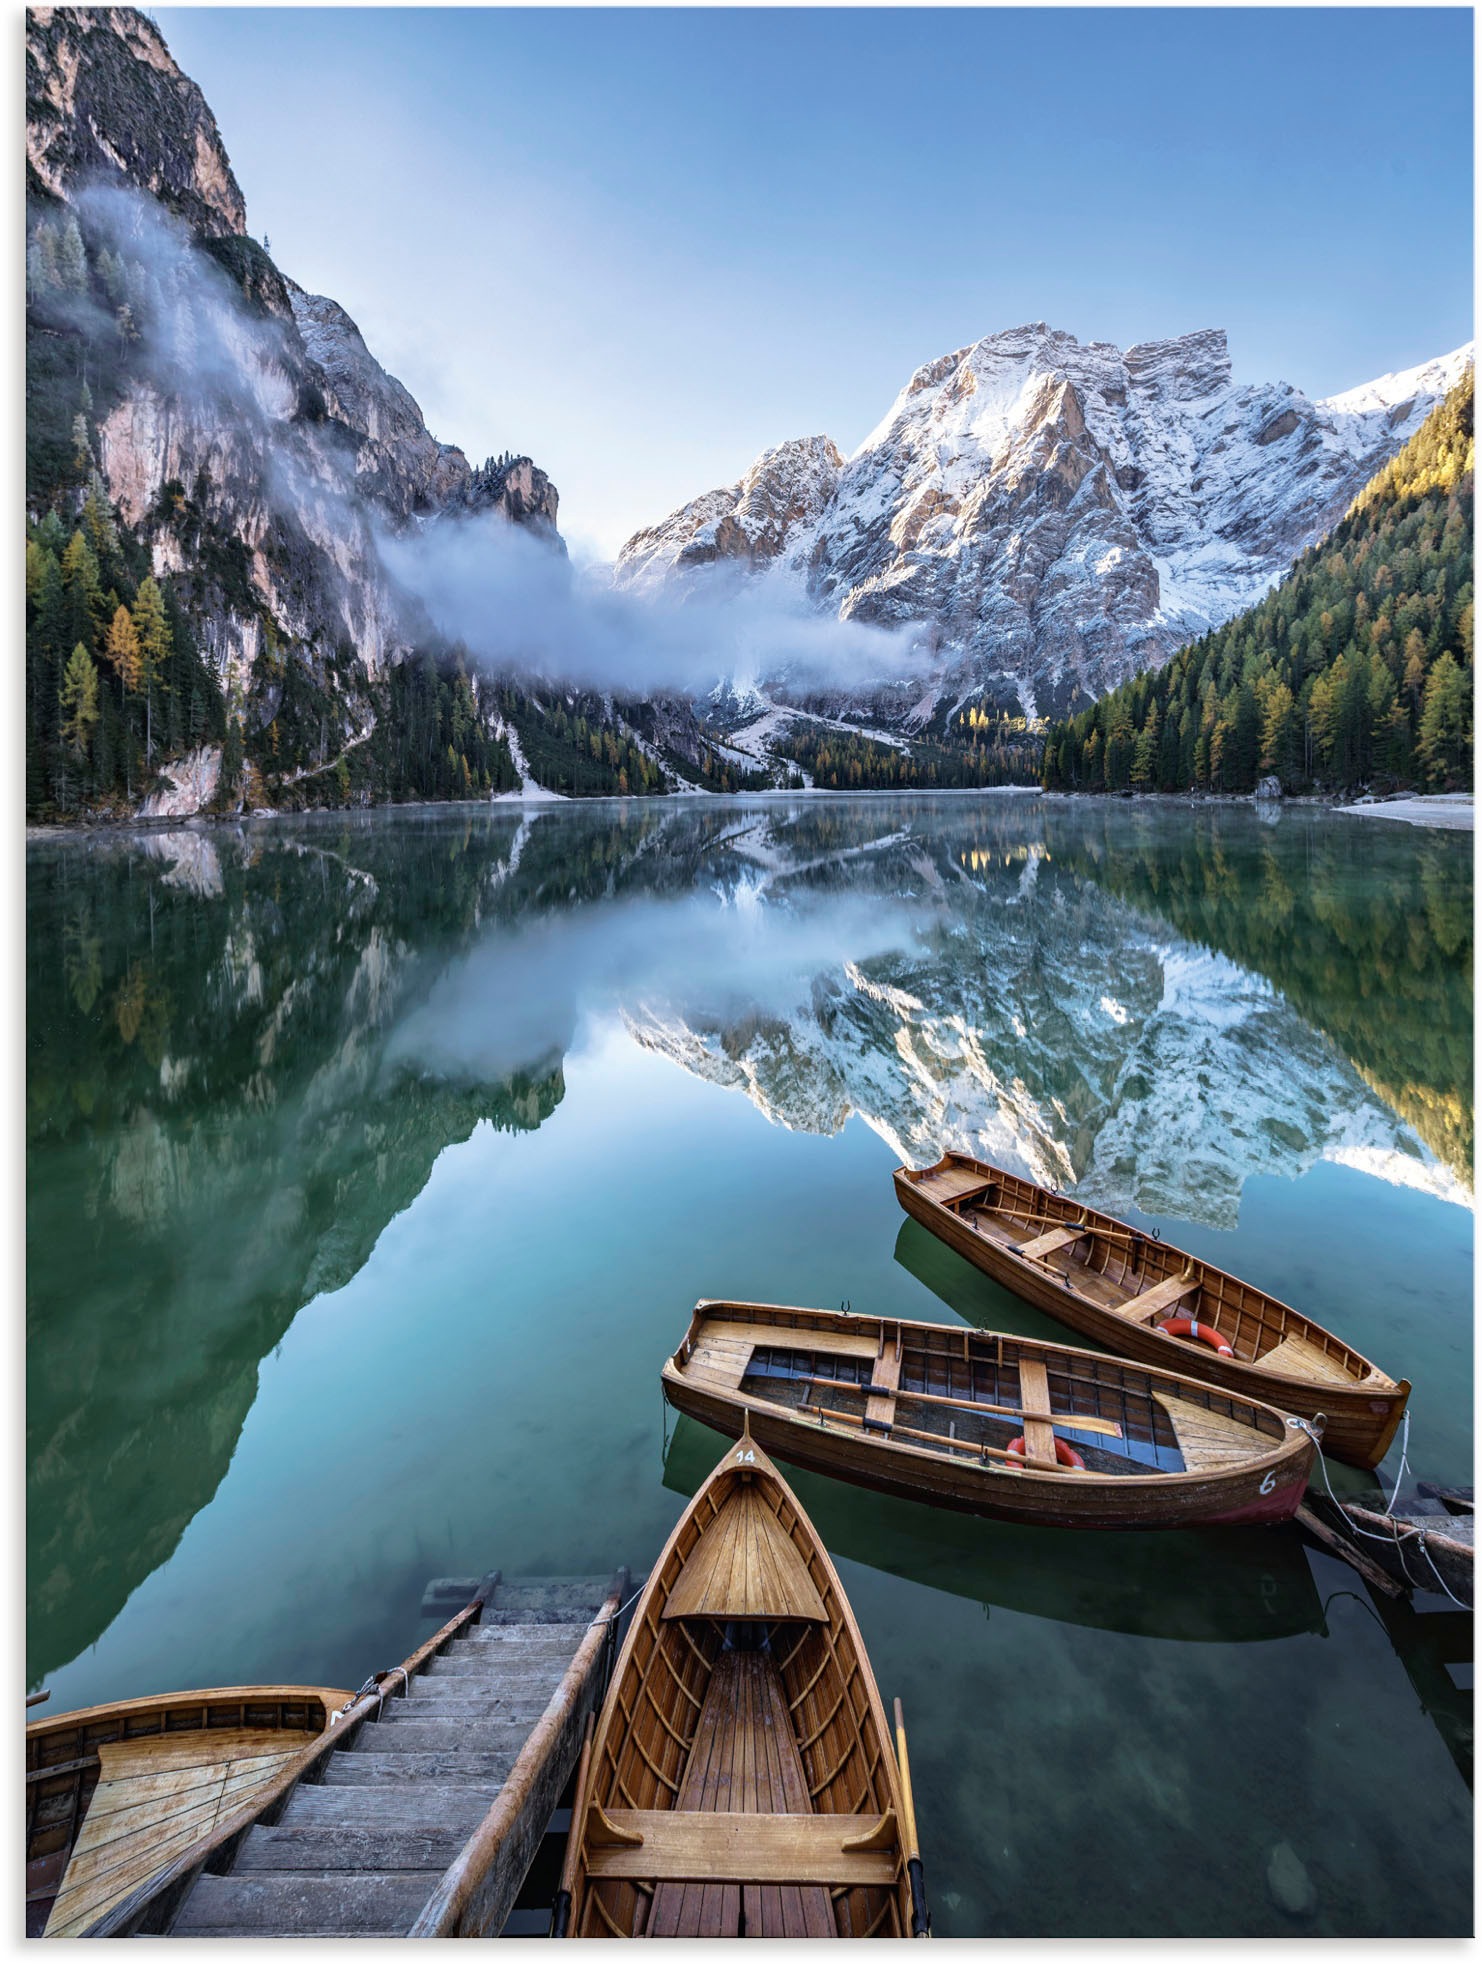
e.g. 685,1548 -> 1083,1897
26,224 -> 59,298
60,530 -> 104,652
1041,372 -> 1473,796
131,576 -> 173,762
1417,653 -> 1471,787
59,643 -> 100,757
56,215 -> 87,292
104,604 -> 143,692
81,472 -> 119,564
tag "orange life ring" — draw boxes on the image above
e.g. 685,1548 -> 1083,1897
1159,1316 -> 1234,1358
1006,1434 -> 1086,1470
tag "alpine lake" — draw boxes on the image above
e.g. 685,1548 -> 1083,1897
27,792 -> 1473,1938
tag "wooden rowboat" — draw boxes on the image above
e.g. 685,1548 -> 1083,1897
559,1419 -> 928,1938
662,1301 -> 1318,1530
660,1415 -> 1330,1645
26,1683 -> 349,1937
895,1152 -> 1410,1471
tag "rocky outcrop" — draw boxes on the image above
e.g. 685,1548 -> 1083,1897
617,436 -> 842,588
618,324 -> 1473,721
139,745 -> 223,819
26,7 -> 246,235
286,286 -> 473,519
285,288 -> 560,537
444,453 -> 562,539
26,6 -> 564,814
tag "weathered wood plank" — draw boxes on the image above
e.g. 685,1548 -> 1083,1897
321,1750 -> 517,1786
278,1785 -> 495,1833
233,1822 -> 475,1873
586,1810 -> 900,1887
397,1692 -> 560,1722
466,1626 -> 589,1648
170,1870 -> 436,1936
350,1720 -> 536,1755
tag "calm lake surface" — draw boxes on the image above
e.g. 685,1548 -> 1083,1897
27,794 -> 1473,1936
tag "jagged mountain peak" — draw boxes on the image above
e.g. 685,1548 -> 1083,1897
1320,341 -> 1476,420
617,323 -> 1472,720
27,6 -> 247,237
615,432 -> 842,592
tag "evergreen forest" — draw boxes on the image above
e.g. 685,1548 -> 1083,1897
1041,376 -> 1474,796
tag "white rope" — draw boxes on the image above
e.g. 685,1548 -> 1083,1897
1381,1409 -> 1412,1516
589,1583 -> 646,1629
1308,1420 -> 1471,1609
376,1664 -> 412,1713
1412,1531 -> 1472,1610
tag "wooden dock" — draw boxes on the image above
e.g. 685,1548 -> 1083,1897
85,1572 -> 633,1938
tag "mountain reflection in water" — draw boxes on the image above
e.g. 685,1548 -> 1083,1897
27,797 -> 1471,1683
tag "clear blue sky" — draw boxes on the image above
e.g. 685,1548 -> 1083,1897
154,7 -> 1473,556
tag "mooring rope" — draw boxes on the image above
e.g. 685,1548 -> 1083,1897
376,1663 -> 413,1712
589,1582 -> 646,1630
1381,1410 -> 1412,1517
1307,1416 -> 1470,1611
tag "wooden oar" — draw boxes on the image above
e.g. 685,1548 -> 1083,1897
893,1699 -> 929,1938
769,1370 -> 1124,1438
962,1191 -> 1149,1249
550,1715 -> 594,1937
802,1402 -> 1080,1471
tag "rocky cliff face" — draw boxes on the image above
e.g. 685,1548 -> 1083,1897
26,6 -> 561,808
618,435 -> 843,587
617,324 -> 1473,721
27,7 -> 246,236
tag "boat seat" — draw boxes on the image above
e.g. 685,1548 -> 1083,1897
645,1652 -> 838,1937
1018,1225 -> 1086,1262
1119,1273 -> 1202,1324
1014,1356 -> 1058,1467
863,1335 -> 902,1435
585,1810 -> 899,1887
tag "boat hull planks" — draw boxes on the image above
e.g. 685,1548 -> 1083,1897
894,1152 -> 1409,1471
565,1426 -> 916,1938
26,1686 -> 349,1938
663,1302 -> 1316,1532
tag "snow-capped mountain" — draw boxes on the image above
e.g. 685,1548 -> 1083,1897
616,324 -> 1473,721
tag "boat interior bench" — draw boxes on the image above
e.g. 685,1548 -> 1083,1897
1118,1273 -> 1202,1324
1015,1355 -> 1058,1467
862,1333 -> 902,1435
584,1810 -> 900,1887
641,1650 -> 842,1937
1018,1224 -> 1086,1262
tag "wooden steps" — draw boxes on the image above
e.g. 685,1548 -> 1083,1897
158,1576 -> 625,1940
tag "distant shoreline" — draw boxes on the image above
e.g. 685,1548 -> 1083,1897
25,782 -> 1476,841
1335,795 -> 1474,833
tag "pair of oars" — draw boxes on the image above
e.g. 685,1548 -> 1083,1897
774,1369 -> 1124,1438
802,1402 -> 1093,1471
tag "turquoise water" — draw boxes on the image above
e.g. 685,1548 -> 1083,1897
26,796 -> 1472,1935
